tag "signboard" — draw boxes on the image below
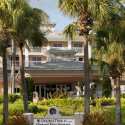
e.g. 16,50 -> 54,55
34,118 -> 75,125
34,107 -> 75,125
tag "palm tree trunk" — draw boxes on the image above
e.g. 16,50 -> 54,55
19,46 -> 28,112
11,39 -> 16,93
115,77 -> 121,125
110,77 -> 115,97
84,35 -> 90,114
3,47 -> 8,125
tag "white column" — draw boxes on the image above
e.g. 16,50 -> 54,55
68,36 -> 72,49
25,48 -> 29,67
88,44 -> 91,59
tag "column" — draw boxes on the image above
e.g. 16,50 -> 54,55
24,48 -> 29,67
88,44 -> 91,59
68,36 -> 72,49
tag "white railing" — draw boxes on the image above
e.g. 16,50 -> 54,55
29,46 -> 84,54
30,47 -> 48,53
29,61 -> 47,67
72,47 -> 83,53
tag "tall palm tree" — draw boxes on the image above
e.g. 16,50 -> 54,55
14,4 -> 48,112
0,0 -> 26,124
10,39 -> 16,94
95,42 -> 124,125
94,10 -> 125,124
58,0 -> 112,114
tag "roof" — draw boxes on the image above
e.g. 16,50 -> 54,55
26,61 -> 102,72
26,61 -> 83,71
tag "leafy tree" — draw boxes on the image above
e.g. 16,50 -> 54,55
14,3 -> 48,112
58,0 -> 112,115
94,8 -> 125,124
0,0 -> 26,124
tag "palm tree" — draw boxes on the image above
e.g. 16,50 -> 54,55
14,4 -> 48,112
0,0 -> 26,124
63,23 -> 78,49
94,10 -> 125,124
0,0 -> 33,125
0,31 -> 9,125
10,39 -> 16,94
58,0 -> 112,114
95,42 -> 124,125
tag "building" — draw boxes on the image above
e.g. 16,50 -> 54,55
0,24 -> 100,98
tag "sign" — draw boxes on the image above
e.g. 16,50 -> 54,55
34,107 -> 75,125
34,118 -> 75,125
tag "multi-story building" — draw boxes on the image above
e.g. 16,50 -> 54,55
0,24 -> 100,98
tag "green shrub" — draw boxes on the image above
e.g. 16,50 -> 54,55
29,103 -> 40,114
29,103 -> 47,114
83,112 -> 114,125
9,94 -> 21,103
121,93 -> 125,98
92,97 -> 115,107
0,115 -> 2,125
0,96 -> 3,103
9,99 -> 24,115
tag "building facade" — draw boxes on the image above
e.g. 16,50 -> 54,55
0,24 -> 100,98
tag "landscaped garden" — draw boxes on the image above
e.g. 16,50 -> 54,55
0,95 -> 125,125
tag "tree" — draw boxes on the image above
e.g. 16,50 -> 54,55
94,8 -> 125,124
58,0 -> 112,114
14,4 -> 48,112
0,0 -> 26,124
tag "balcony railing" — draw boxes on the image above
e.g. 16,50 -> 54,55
29,47 -> 84,53
29,47 -> 48,53
29,61 -> 48,67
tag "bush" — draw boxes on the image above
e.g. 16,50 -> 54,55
8,114 -> 29,125
91,97 -> 115,107
29,103 -> 40,114
9,99 -> 24,115
121,93 -> 125,98
0,96 -> 3,103
83,112 -> 114,125
9,94 -> 21,103
29,103 -> 46,114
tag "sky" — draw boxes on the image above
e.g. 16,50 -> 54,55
29,0 -> 72,32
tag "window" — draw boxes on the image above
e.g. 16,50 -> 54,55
53,43 -> 63,47
73,42 -> 83,47
79,58 -> 83,61
31,56 -> 41,64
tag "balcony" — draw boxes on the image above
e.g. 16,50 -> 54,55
72,47 -> 83,53
29,47 -> 48,54
29,47 -> 84,54
29,61 -> 47,67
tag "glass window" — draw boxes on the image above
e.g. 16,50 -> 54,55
53,43 -> 62,47
31,56 -> 41,64
73,42 -> 82,47
79,58 -> 83,61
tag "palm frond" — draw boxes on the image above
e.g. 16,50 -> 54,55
63,23 -> 78,40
